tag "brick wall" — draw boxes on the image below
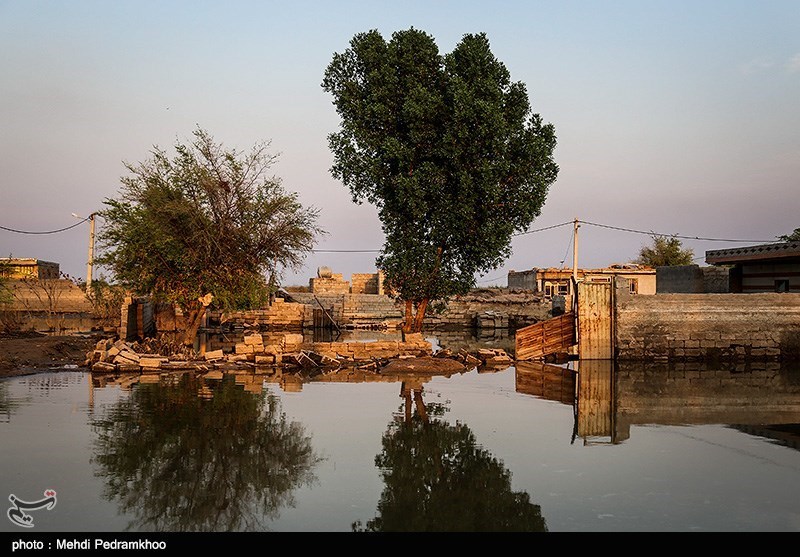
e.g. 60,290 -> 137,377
288,293 -> 404,327
423,290 -> 553,330
309,274 -> 350,294
615,290 -> 800,362
288,289 -> 554,330
212,298 -> 308,330
350,273 -> 382,294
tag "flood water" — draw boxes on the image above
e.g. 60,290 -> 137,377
2,332 -> 800,533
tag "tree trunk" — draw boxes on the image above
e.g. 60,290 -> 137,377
411,298 -> 428,333
402,299 -> 414,333
182,304 -> 206,347
181,293 -> 214,346
413,389 -> 428,423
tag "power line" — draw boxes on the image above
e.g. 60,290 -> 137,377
1,215 -> 782,248
311,221 -> 574,252
477,274 -> 506,283
311,249 -> 381,253
580,220 -> 778,244
0,216 -> 91,235
559,227 -> 574,268
513,221 -> 573,237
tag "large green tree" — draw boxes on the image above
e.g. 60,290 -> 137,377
778,228 -> 800,242
322,29 -> 559,333
635,234 -> 694,267
97,128 -> 322,345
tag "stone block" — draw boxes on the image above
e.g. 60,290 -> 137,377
91,361 -> 117,372
139,357 -> 167,368
113,353 -> 139,365
118,364 -> 141,373
235,343 -> 254,354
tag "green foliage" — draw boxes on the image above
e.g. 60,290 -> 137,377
84,279 -> 126,323
778,228 -> 800,242
97,127 -> 323,327
322,29 -> 558,331
635,234 -> 695,267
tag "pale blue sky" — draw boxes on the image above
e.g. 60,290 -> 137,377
1,0 -> 798,287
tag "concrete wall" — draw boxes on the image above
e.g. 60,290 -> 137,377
703,266 -> 731,292
507,269 -> 537,291
656,265 -> 730,293
614,286 -> 800,362
3,278 -> 94,313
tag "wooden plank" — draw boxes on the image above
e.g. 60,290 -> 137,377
515,312 -> 575,360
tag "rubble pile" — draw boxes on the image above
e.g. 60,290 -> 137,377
85,332 -> 514,375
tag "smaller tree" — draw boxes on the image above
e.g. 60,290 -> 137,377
778,228 -> 800,242
0,260 -> 11,306
635,234 -> 694,267
97,128 -> 322,346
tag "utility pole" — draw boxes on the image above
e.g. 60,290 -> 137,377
74,212 -> 96,291
86,213 -> 95,290
572,217 -> 580,282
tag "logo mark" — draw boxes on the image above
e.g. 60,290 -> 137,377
7,490 -> 57,528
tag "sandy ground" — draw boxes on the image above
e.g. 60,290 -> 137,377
0,332 -> 102,378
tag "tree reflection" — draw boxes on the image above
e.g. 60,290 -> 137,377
354,381 -> 547,532
0,382 -> 31,423
91,373 -> 321,531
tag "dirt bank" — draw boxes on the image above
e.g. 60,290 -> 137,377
0,332 -> 102,378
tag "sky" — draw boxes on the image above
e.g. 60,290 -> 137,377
1,0 -> 798,288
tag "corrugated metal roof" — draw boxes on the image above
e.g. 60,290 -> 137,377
705,241 -> 800,264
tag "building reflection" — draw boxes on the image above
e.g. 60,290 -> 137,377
92,356 -> 800,452
515,359 -> 800,447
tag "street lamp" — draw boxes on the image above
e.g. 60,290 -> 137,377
72,212 -> 96,290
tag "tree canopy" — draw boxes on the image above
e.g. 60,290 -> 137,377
778,228 -> 800,242
634,234 -> 694,267
97,128 -> 322,344
322,28 -> 559,332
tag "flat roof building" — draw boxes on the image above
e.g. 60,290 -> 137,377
706,241 -> 800,293
0,258 -> 60,280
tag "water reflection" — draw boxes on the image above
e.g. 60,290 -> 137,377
5,351 -> 796,531
353,381 -> 547,532
515,359 -> 800,447
90,373 -> 322,532
0,382 -> 31,423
